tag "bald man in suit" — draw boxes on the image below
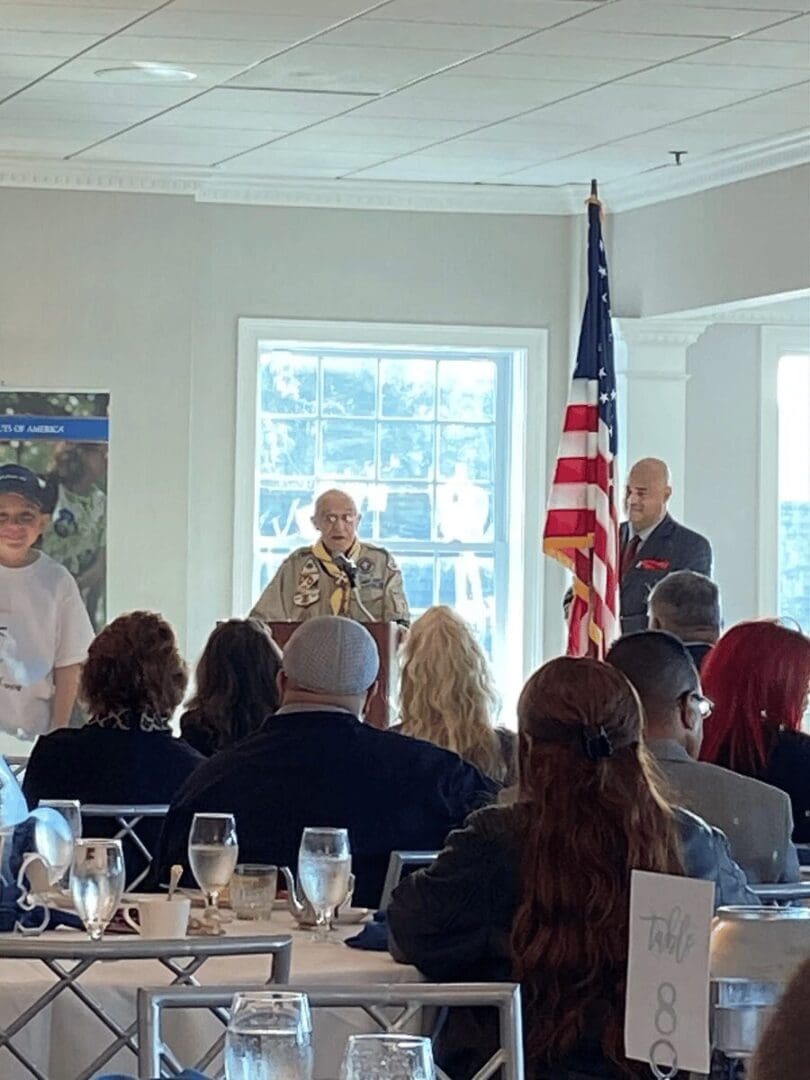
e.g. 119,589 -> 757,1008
619,458 -> 713,634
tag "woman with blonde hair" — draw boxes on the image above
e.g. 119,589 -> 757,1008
389,657 -> 755,1078
396,605 -> 515,785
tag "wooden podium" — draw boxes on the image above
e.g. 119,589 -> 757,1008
267,620 -> 400,730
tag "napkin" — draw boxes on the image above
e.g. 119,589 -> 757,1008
344,909 -> 390,952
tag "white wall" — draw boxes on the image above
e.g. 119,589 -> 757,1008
685,324 -> 763,627
0,187 -> 574,665
611,165 -> 810,318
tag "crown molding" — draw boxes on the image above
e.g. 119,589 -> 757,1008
599,130 -> 810,213
616,318 -> 710,348
0,128 -> 806,215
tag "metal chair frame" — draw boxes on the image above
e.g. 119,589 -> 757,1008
379,850 -> 439,910
81,803 -> 169,891
749,882 -> 810,904
137,980 -> 523,1080
0,934 -> 292,1080
4,755 -> 28,781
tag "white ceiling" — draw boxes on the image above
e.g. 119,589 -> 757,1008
0,0 -> 807,207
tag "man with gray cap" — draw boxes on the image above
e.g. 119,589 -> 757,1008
157,617 -> 496,906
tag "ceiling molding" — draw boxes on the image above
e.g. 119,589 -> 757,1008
0,128 -> 806,216
599,130 -> 810,214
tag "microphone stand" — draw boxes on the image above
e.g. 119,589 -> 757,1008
334,553 -> 375,621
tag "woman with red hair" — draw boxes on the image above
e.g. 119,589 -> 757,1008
700,620 -> 810,841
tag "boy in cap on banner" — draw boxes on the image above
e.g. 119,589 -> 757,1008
0,464 -> 94,739
158,616 -> 496,907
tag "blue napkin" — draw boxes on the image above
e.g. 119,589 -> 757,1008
344,909 -> 390,952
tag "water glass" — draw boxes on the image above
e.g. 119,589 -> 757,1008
188,812 -> 238,922
38,799 -> 81,887
225,990 -> 313,1080
298,827 -> 351,943
231,863 -> 277,920
340,1035 -> 436,1079
70,839 -> 125,942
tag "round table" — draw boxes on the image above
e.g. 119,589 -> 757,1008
0,915 -> 420,1079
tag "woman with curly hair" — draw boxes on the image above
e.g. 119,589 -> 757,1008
23,611 -> 203,882
389,657 -> 755,1079
180,618 -> 282,757
396,606 -> 515,785
700,619 -> 810,841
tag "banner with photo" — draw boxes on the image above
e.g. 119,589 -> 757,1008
0,391 -> 109,631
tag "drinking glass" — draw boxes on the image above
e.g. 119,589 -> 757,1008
70,839 -> 125,942
225,990 -> 313,1080
38,799 -> 82,888
188,813 -> 238,922
230,863 -> 277,920
340,1035 -> 436,1080
297,827 -> 351,943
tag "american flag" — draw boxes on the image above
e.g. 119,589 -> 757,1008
543,196 -> 619,658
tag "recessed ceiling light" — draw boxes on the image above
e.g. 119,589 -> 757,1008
94,62 -> 197,84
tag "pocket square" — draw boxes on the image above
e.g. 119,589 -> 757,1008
637,558 -> 670,571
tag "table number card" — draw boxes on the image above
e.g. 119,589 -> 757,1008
625,870 -> 715,1077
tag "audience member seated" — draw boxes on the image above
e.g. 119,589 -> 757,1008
749,954 -> 810,1080
394,606 -> 516,785
647,569 -> 721,671
180,618 -> 282,757
23,611 -> 204,882
157,616 -> 497,908
700,620 -> 810,842
388,657 -> 755,1080
608,630 -> 799,884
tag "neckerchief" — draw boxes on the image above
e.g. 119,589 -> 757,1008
312,538 -> 362,615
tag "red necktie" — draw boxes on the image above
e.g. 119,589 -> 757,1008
621,534 -> 641,581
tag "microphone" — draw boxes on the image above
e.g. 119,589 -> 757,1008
334,552 -> 358,588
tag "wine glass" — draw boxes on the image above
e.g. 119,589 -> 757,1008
340,1035 -> 436,1079
188,812 -> 238,923
297,827 -> 351,943
38,799 -> 82,889
70,839 -> 125,942
225,991 -> 313,1080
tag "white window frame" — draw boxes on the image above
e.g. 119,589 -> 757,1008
758,324 -> 810,616
234,318 -> 547,714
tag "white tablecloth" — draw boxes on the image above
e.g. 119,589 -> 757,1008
0,915 -> 421,1079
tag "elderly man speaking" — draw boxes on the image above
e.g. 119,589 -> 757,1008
251,489 -> 410,625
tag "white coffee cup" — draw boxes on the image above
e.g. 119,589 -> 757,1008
122,896 -> 191,939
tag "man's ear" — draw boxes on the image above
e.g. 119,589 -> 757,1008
276,670 -> 288,697
364,680 -> 379,708
679,692 -> 697,732
649,613 -> 662,630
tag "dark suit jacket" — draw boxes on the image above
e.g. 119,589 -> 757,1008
715,729 -> 810,845
22,726 -> 204,884
156,709 -> 498,908
684,641 -> 713,672
619,514 -> 713,634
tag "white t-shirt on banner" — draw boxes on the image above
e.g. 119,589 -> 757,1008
0,552 -> 95,739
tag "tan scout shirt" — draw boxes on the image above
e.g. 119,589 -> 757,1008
250,543 -> 411,625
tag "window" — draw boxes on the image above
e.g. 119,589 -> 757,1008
777,352 -> 810,631
235,320 -> 547,713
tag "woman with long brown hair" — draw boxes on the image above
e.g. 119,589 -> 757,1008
389,657 -> 754,1079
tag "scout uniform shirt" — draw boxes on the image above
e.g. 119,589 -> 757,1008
250,541 -> 411,625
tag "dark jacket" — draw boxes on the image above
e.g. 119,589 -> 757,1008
620,515 -> 713,634
390,724 -> 518,787
684,641 -> 713,672
22,725 -> 204,884
156,708 -> 498,908
717,728 -> 810,845
388,802 -> 756,1079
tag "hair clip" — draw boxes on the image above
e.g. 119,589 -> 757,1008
582,724 -> 614,761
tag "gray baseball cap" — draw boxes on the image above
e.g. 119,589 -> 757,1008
283,616 -> 379,695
